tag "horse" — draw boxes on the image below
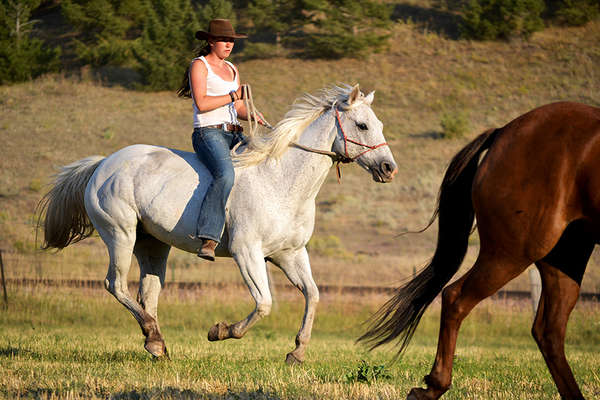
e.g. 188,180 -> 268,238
38,84 -> 398,364
360,101 -> 600,399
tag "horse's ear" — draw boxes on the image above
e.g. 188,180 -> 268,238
365,91 -> 375,105
348,84 -> 361,105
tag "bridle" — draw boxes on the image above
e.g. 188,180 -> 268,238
291,102 -> 389,182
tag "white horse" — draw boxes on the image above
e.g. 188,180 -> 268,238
39,84 -> 398,363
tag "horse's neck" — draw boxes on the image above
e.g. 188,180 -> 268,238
263,112 -> 336,203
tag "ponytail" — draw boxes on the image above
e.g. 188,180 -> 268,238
177,43 -> 211,98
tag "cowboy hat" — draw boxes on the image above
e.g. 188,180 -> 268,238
195,19 -> 247,40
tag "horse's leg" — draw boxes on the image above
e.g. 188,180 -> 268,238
133,232 -> 171,359
269,248 -> 319,365
100,226 -> 168,358
532,262 -> 585,400
408,252 -> 531,400
207,245 -> 272,341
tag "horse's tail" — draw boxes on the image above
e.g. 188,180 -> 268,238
358,128 -> 499,354
37,155 -> 105,250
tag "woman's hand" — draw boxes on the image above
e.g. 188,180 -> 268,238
254,110 -> 268,126
235,84 -> 248,101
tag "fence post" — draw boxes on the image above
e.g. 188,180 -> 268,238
0,250 -> 7,308
528,267 -> 542,313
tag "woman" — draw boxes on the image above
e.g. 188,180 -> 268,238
178,19 -> 265,261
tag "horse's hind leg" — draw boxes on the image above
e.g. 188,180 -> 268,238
532,262 -> 585,400
208,244 -> 272,341
409,252 -> 531,400
99,226 -> 168,358
531,224 -> 593,400
269,248 -> 319,365
134,232 -> 171,358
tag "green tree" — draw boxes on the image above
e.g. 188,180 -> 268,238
132,0 -> 202,90
247,0 -> 303,47
302,0 -> 392,59
61,0 -> 144,65
0,0 -> 60,84
545,0 -> 599,26
198,0 -> 236,28
461,0 -> 546,40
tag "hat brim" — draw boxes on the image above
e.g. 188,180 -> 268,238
195,30 -> 248,40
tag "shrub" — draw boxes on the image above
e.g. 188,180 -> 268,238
461,0 -> 546,40
440,110 -> 470,139
545,0 -> 599,26
0,0 -> 61,84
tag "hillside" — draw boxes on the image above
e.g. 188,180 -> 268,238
1,19 -> 599,293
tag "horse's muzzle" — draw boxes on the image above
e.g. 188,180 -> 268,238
372,160 -> 398,183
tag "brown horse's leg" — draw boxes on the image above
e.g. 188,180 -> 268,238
408,253 -> 530,400
532,262 -> 584,400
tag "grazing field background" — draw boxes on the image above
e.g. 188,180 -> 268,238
1,11 -> 600,400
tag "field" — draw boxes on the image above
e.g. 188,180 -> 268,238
1,285 -> 599,399
1,11 -> 600,400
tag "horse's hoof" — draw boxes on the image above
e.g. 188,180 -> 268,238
285,352 -> 303,365
406,388 -> 428,400
145,339 -> 167,358
208,321 -> 230,341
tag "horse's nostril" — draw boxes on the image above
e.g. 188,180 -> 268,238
379,161 -> 398,179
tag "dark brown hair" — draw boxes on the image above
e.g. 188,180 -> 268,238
177,43 -> 211,98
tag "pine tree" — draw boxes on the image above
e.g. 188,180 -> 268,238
0,0 -> 60,84
131,0 -> 201,90
301,0 -> 392,59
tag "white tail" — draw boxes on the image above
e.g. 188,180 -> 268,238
37,155 -> 105,249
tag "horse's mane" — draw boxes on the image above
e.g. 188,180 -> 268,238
233,84 -> 359,167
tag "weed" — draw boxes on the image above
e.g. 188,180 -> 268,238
440,110 -> 470,139
343,360 -> 393,385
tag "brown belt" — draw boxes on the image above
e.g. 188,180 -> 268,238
203,123 -> 243,133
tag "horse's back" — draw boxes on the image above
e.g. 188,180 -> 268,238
85,144 -> 210,248
472,102 -> 600,259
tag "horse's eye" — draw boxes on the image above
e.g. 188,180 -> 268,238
356,122 -> 368,130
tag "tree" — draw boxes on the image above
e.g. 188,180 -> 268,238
460,0 -> 546,40
0,0 -> 60,84
545,0 -> 599,26
301,0 -> 392,59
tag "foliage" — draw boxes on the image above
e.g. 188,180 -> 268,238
301,0 -> 392,59
131,0 -> 201,91
246,0 -> 303,49
545,0 -> 599,26
343,360 -> 393,384
460,0 -> 546,40
0,0 -> 60,84
62,0 -> 238,90
440,109 -> 470,139
61,0 -> 144,65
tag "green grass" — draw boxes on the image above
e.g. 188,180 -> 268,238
0,287 -> 599,399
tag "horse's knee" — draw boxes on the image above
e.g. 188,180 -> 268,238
256,300 -> 272,317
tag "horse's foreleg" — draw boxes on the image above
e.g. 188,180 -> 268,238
101,228 -> 168,358
208,245 -> 271,341
532,261 -> 586,400
410,253 -> 530,400
270,248 -> 319,365
134,234 -> 171,359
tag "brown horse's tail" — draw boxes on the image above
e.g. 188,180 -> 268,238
358,128 -> 499,354
37,155 -> 105,250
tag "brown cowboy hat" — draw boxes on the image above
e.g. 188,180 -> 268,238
195,19 -> 247,40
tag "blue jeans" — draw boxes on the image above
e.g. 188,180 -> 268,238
192,127 -> 245,243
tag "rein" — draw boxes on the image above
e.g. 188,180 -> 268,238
291,104 -> 388,183
243,86 -> 388,183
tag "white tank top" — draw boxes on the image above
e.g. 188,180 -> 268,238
190,56 -> 240,128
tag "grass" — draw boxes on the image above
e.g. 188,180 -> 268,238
0,286 -> 599,399
1,14 -> 600,311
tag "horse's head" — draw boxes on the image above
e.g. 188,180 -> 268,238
331,85 -> 398,183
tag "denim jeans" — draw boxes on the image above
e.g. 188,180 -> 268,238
192,127 -> 245,242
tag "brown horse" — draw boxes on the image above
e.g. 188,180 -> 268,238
360,101 -> 600,399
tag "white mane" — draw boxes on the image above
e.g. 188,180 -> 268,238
233,84 -> 365,167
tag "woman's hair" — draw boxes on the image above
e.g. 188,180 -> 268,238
177,43 -> 211,98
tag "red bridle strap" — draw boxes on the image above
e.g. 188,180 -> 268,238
334,108 -> 388,161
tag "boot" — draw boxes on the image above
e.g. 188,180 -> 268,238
197,239 -> 218,261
